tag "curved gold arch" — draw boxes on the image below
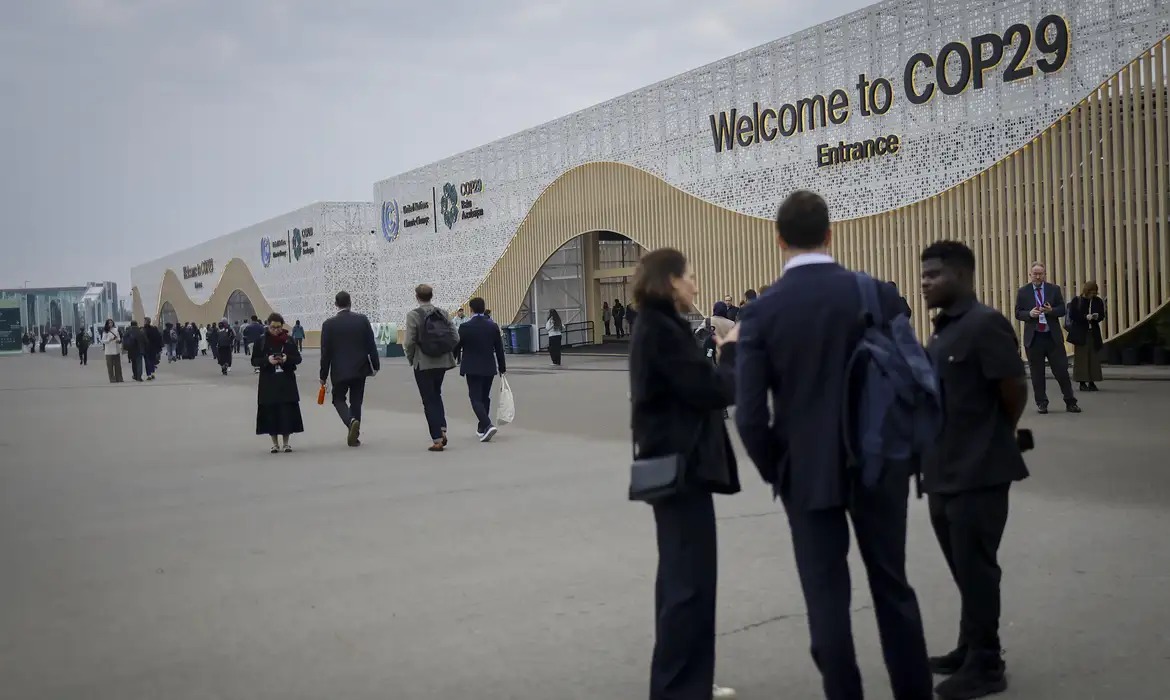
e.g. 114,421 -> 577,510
475,36 -> 1170,345
131,257 -> 274,327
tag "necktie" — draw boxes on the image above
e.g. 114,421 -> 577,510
1035,286 -> 1047,331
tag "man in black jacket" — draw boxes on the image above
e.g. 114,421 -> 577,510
454,297 -> 506,442
1013,262 -> 1080,414
122,321 -> 147,382
142,317 -> 163,380
320,291 -> 380,446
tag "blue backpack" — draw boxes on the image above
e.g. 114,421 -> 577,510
842,273 -> 941,494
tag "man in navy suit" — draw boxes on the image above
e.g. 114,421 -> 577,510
1013,262 -> 1080,414
735,190 -> 933,700
320,291 -> 380,446
455,296 -> 506,442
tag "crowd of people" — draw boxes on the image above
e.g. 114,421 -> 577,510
627,189 -> 1116,700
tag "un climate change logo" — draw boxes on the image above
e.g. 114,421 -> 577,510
260,237 -> 272,268
292,228 -> 303,261
381,199 -> 400,242
440,183 -> 459,230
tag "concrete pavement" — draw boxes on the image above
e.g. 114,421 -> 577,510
2,349 -> 1169,699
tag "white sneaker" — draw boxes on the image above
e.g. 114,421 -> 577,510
480,426 -> 498,442
712,684 -> 737,700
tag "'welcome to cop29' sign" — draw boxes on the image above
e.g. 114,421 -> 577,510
709,14 -> 1070,167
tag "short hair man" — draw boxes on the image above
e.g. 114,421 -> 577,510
455,296 -> 507,442
921,241 -> 1029,698
404,284 -> 459,451
1013,262 -> 1080,414
734,189 -> 932,699
319,290 -> 380,446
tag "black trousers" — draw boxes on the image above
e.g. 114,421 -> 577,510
548,335 -> 562,365
61,344 -> 68,356
784,469 -> 933,700
332,377 -> 366,427
928,485 -> 1010,654
1026,332 -> 1076,406
604,321 -> 611,336
615,318 -> 625,337
465,374 -> 494,433
129,353 -> 143,381
79,348 -> 88,365
650,488 -> 717,700
414,368 -> 448,441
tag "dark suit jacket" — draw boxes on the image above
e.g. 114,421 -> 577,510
1014,282 -> 1067,347
735,262 -> 906,511
455,316 -> 506,377
319,309 -> 380,383
1066,295 -> 1106,349
630,299 -> 739,494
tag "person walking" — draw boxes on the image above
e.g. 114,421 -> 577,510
59,328 -> 70,356
1067,281 -> 1106,392
629,248 -> 740,700
122,320 -> 147,382
216,318 -> 235,375
253,312 -> 303,453
100,320 -> 123,383
734,190 -> 933,700
545,309 -> 564,366
76,328 -> 91,366
602,301 -> 612,337
454,297 -> 506,442
143,317 -> 162,380
613,300 -> 625,338
292,320 -> 305,352
206,323 -> 219,360
920,241 -> 1029,699
164,322 -> 178,362
319,291 -> 380,447
233,321 -> 243,354
404,284 -> 459,452
1014,262 -> 1080,414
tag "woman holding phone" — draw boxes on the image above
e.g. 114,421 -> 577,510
252,312 -> 303,453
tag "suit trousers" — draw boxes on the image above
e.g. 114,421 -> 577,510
783,471 -> 933,700
1026,332 -> 1076,406
129,353 -> 144,381
332,377 -> 366,427
79,348 -> 88,365
650,488 -> 717,700
465,374 -> 494,433
413,368 -> 448,441
928,485 -> 1010,653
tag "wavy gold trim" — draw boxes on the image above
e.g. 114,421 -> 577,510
132,257 -> 274,327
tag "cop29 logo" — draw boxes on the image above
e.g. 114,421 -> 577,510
260,237 -> 272,267
291,228 -> 303,261
381,199 -> 400,242
440,183 -> 459,230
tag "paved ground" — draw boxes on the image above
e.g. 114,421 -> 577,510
2,348 -> 1169,699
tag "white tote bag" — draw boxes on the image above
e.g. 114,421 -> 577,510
497,375 -> 515,426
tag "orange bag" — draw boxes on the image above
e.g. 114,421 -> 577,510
317,385 -> 326,405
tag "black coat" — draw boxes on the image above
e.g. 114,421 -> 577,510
628,298 -> 739,495
1066,295 -> 1106,349
144,325 -> 163,354
252,335 -> 301,405
319,309 -> 380,383
455,316 -> 507,377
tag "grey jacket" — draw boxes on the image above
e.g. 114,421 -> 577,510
404,304 -> 458,371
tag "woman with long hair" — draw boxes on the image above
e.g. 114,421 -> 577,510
100,319 -> 123,383
629,248 -> 739,700
1067,281 -> 1106,391
546,308 -> 564,366
252,312 -> 303,453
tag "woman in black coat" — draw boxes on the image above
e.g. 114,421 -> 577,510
628,248 -> 739,700
252,312 -> 304,452
1067,280 -> 1106,391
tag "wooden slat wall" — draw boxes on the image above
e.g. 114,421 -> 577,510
474,38 -> 1170,345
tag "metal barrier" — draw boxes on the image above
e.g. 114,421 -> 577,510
537,321 -> 595,350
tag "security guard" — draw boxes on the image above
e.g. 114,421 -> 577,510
919,241 -> 1030,700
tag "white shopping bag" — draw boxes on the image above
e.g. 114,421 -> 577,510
497,375 -> 515,426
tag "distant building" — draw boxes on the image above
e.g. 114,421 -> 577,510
0,282 -> 123,335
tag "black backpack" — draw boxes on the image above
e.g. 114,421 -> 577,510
417,309 -> 457,357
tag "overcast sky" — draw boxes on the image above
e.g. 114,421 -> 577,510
1,0 -> 872,290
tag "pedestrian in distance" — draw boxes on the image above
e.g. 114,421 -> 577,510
76,328 -> 91,366
216,318 -> 235,375
122,320 -> 147,382
58,328 -> 70,356
454,297 -> 506,443
292,320 -> 305,352
734,190 -> 934,700
628,247 -> 740,700
253,312 -> 303,453
1014,262 -> 1080,414
1067,281 -> 1106,392
100,319 -> 123,383
143,317 -> 163,380
404,284 -> 459,452
545,309 -> 564,366
319,291 -> 380,447
920,240 -> 1030,699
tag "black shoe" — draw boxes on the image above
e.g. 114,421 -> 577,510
1079,382 -> 1089,391
934,651 -> 1006,699
1037,404 -> 1049,414
1067,403 -> 1082,413
1088,382 -> 1099,391
929,646 -> 968,676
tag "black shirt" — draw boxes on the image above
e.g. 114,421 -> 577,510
923,297 -> 1029,494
